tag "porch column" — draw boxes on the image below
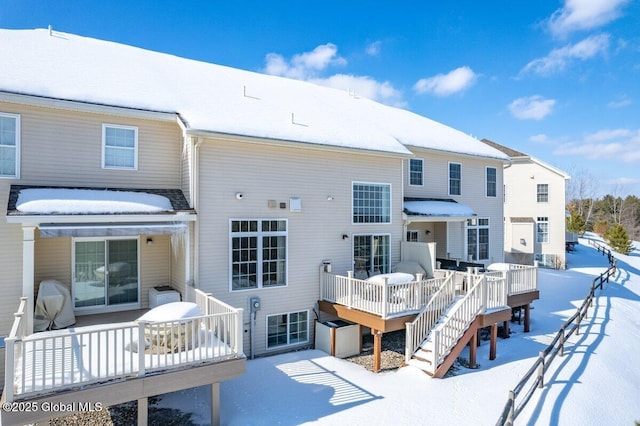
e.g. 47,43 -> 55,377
22,225 -> 35,335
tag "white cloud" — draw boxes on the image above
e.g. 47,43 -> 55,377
605,177 -> 640,186
365,41 -> 382,57
607,97 -> 632,108
310,74 -> 405,107
263,44 -> 404,106
521,34 -> 610,76
508,96 -> 556,120
554,128 -> 640,162
264,43 -> 347,80
548,0 -> 629,38
413,66 -> 477,97
529,134 -> 549,143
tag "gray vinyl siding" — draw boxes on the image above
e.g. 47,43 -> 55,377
0,101 -> 182,188
197,138 -> 404,356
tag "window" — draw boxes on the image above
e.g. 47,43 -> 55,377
467,218 -> 489,261
103,124 -> 138,169
0,113 -> 19,178
537,184 -> 549,203
409,159 -> 423,186
73,238 -> 139,309
537,217 -> 549,243
267,310 -> 309,349
535,253 -> 556,268
449,163 -> 461,196
230,219 -> 287,291
354,234 -> 390,277
352,182 -> 391,224
486,167 -> 497,197
406,230 -> 419,242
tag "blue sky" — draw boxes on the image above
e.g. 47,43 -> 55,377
1,0 -> 639,196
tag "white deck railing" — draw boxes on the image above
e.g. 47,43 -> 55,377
4,293 -> 243,402
320,271 -> 448,319
405,272 -> 509,372
504,264 -> 538,295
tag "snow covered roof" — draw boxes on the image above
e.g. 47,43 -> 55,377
0,28 -> 508,160
7,186 -> 194,216
403,198 -> 476,218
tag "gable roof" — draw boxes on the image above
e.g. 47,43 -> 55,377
481,138 -> 570,179
0,28 -> 508,161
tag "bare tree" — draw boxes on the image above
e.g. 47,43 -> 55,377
566,167 -> 598,227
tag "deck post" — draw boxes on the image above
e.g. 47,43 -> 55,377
469,330 -> 477,368
381,277 -> 388,318
5,337 -> 15,403
138,321 -> 147,377
489,324 -> 498,360
372,329 -> 382,372
211,382 -> 221,426
137,397 -> 148,426
523,304 -> 531,333
502,320 -> 510,338
347,271 -> 354,308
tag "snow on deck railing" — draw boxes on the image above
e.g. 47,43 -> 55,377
5,296 -> 244,402
320,271 -> 446,319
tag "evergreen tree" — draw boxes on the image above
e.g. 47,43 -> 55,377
566,211 -> 586,235
605,223 -> 633,255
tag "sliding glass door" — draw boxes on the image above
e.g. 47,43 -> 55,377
73,238 -> 139,310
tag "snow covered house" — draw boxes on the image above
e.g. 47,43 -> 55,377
0,28 -> 536,423
482,139 -> 570,269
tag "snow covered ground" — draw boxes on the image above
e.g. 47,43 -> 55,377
158,238 -> 640,425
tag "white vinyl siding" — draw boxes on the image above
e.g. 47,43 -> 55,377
352,182 -> 391,224
230,219 -> 287,291
408,158 -> 423,186
449,162 -> 461,196
266,310 -> 309,349
0,112 -> 20,178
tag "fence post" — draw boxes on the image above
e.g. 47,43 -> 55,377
537,351 -> 545,389
576,308 -> 581,336
138,321 -> 147,377
559,326 -> 565,357
507,389 -> 515,425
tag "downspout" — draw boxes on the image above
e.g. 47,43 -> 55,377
192,136 -> 203,290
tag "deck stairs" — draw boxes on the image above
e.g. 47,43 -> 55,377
405,273 -> 485,377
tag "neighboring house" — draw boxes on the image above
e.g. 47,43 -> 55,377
0,28 -> 518,424
481,139 -> 570,269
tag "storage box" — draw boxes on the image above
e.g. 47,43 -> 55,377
149,286 -> 180,308
315,320 -> 360,358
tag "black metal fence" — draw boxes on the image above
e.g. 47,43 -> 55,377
495,239 -> 617,426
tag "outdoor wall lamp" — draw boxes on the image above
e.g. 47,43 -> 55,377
342,234 -> 349,240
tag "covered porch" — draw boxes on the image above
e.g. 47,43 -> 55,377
5,185 -> 197,335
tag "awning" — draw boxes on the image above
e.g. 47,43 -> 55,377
403,199 -> 476,222
38,222 -> 188,238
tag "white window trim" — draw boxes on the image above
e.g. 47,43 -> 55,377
485,166 -> 497,198
265,309 -> 310,350
71,236 -> 141,314
352,233 -> 392,275
536,183 -> 549,203
228,218 -> 288,292
102,123 -> 139,170
536,217 -> 550,243
466,218 -> 490,261
448,162 -> 462,196
351,181 -> 392,225
0,112 -> 20,179
408,158 -> 424,187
